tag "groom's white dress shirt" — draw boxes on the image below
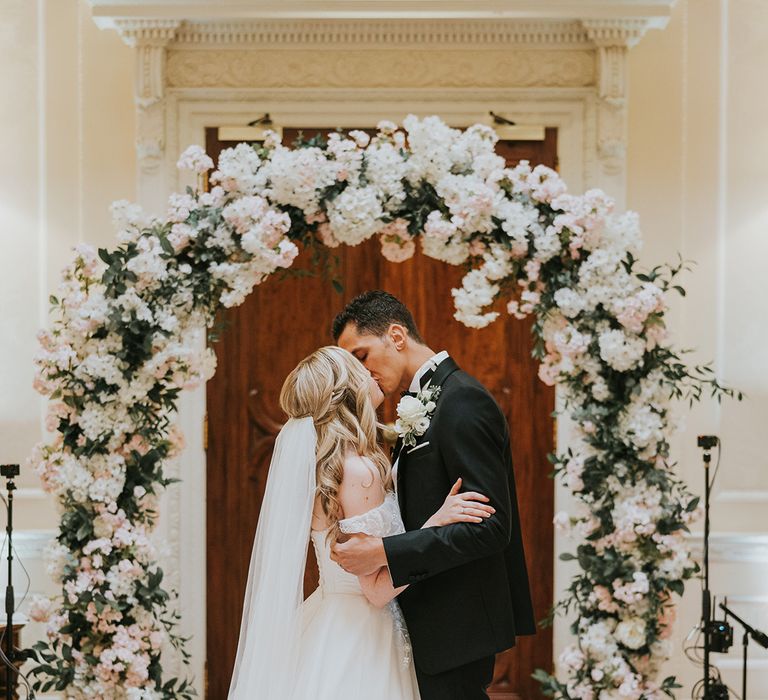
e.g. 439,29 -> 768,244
408,350 -> 449,393
393,350 -> 450,493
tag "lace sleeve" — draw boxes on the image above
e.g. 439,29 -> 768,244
338,492 -> 404,537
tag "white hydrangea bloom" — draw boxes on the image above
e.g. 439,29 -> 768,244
598,329 -> 646,372
326,185 -> 384,245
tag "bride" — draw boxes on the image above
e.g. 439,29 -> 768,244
227,346 -> 494,699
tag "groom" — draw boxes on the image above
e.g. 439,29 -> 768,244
331,291 -> 535,700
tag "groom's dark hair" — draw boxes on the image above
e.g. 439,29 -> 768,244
332,291 -> 425,344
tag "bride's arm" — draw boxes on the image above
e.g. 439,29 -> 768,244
338,459 -> 494,607
338,455 -> 406,609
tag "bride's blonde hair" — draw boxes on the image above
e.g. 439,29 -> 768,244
280,346 -> 391,544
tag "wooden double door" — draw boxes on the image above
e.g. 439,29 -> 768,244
205,127 -> 557,699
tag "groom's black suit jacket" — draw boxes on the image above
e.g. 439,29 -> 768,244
383,357 -> 535,676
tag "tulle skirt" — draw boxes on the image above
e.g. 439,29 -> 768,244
292,588 -> 420,700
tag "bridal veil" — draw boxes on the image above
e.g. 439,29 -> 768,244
227,416 -> 317,699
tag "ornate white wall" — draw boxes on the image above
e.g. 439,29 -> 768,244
627,1 -> 768,693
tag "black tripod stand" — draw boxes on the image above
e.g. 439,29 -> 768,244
0,464 -> 34,700
719,603 -> 768,700
696,436 -> 733,699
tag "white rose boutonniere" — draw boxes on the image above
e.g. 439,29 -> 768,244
395,385 -> 441,447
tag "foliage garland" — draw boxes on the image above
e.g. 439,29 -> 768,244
28,117 -> 739,699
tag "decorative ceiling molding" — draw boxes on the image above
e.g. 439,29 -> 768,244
102,16 -> 664,51
169,19 -> 592,48
88,0 -> 676,24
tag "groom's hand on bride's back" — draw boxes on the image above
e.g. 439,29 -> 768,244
331,534 -> 387,577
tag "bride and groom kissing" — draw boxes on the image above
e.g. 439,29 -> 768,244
227,291 -> 535,700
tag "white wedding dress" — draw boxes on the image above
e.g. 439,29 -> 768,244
291,491 -> 421,699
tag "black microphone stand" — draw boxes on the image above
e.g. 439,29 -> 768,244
1,464 -> 34,700
3,464 -> 18,700
697,436 -> 716,698
719,603 -> 768,700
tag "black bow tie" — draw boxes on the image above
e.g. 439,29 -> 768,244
419,367 -> 436,388
401,365 -> 439,399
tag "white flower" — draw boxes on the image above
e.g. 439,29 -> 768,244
395,386 -> 440,447
581,619 -> 619,660
614,617 -> 647,650
263,145 -> 335,216
598,329 -> 646,372
45,542 -> 75,581
452,269 -> 500,328
558,645 -> 585,672
612,572 -> 650,604
421,211 -> 470,265
28,594 -> 55,622
212,142 -> 265,195
403,114 -> 459,184
553,511 -> 572,533
532,224 -> 562,263
436,174 -> 496,234
176,144 -> 214,173
554,288 -> 585,319
365,142 -> 407,211
326,185 -> 384,245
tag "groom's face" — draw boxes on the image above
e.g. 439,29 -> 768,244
337,323 -> 406,397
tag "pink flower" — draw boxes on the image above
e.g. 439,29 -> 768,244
506,300 -> 529,321
378,219 -> 416,263
528,165 -> 567,203
165,425 -> 186,458
658,600 -> 677,639
381,237 -> 416,263
122,434 -> 151,457
537,355 -> 561,386
317,222 -> 340,248
468,239 -> 487,256
168,223 -> 194,252
592,585 -> 620,613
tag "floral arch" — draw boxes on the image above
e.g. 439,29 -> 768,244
28,116 -> 736,699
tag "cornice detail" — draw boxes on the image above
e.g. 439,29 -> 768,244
581,18 -> 653,48
105,17 -> 662,51
171,19 -> 592,48
114,18 -> 181,47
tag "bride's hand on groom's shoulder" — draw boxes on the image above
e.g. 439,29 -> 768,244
331,534 -> 387,576
423,478 -> 496,528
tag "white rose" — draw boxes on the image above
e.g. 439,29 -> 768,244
615,617 -> 647,650
28,595 -> 54,623
558,644 -> 585,671
397,396 -> 428,423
